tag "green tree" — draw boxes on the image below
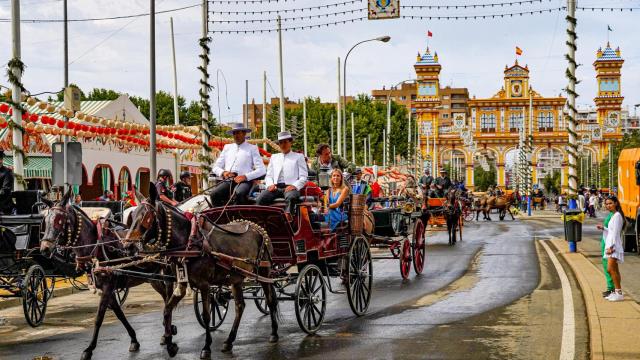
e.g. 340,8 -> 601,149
599,130 -> 640,188
473,165 -> 497,191
542,170 -> 561,195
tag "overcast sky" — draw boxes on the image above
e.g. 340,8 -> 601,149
1,0 -> 638,124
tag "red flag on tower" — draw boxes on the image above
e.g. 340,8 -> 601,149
427,30 -> 433,37
515,46 -> 523,56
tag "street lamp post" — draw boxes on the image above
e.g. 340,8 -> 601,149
343,36 -> 390,158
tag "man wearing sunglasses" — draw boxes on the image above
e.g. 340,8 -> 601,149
257,131 -> 308,216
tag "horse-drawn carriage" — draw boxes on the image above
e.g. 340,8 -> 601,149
425,192 -> 463,246
0,190 -> 87,327
368,197 -> 426,279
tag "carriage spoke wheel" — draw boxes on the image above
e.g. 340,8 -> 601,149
347,236 -> 372,316
193,286 -> 229,331
399,238 -> 412,279
412,219 -> 426,275
295,264 -> 326,334
22,265 -> 48,327
115,287 -> 129,306
253,287 -> 270,315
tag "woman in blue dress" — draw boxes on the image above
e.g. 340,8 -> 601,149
324,169 -> 349,230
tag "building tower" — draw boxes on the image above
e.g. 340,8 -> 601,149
593,43 -> 624,183
412,46 -> 442,174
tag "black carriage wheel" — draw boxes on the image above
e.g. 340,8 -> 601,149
22,264 -> 48,327
294,264 -> 327,334
412,219 -> 426,275
399,238 -> 412,279
347,236 -> 373,316
193,286 -> 229,331
253,287 -> 270,315
115,287 -> 129,306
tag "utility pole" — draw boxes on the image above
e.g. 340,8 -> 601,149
330,114 -> 334,153
149,0 -> 157,181
363,137 -> 367,167
62,0 -> 69,193
407,112 -> 411,165
336,57 -> 342,155
383,129 -> 387,168
262,71 -> 267,150
368,134 -> 371,165
386,95 -> 391,169
170,17 -> 180,178
277,16 -> 285,131
10,0 -> 24,191
199,0 -> 210,189
566,0 -> 579,203
351,112 -> 355,164
244,80 -> 249,127
303,98 -> 307,157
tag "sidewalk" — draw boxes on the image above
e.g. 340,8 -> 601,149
548,238 -> 640,360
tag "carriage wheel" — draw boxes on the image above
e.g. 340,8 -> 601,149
399,238 -> 412,279
295,264 -> 327,334
347,236 -> 372,316
115,287 -> 129,306
22,264 -> 48,327
389,243 -> 401,259
253,286 -> 270,315
193,286 -> 229,331
412,219 -> 426,275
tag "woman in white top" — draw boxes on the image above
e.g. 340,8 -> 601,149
596,196 -> 626,301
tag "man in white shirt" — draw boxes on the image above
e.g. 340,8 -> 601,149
211,123 -> 266,206
257,131 -> 308,215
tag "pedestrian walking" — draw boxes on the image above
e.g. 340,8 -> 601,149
596,196 -> 626,301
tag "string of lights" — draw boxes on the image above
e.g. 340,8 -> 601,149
209,0 -> 360,15
401,0 -> 555,10
401,7 -> 565,20
210,8 -> 364,23
577,6 -> 640,11
210,16 -> 367,33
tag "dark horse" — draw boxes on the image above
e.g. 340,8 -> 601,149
40,189 -> 175,360
126,184 -> 279,359
444,189 -> 462,246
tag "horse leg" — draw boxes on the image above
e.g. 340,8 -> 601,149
199,285 -> 212,360
81,283 -> 112,360
262,282 -> 279,343
222,283 -> 246,353
163,283 -> 187,357
508,206 -> 515,220
108,286 -> 140,353
485,207 -> 492,221
150,280 -> 177,345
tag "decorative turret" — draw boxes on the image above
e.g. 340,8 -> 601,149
593,43 -> 624,129
503,60 -> 530,98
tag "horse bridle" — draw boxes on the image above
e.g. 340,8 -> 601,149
46,205 -> 83,249
132,201 -> 173,251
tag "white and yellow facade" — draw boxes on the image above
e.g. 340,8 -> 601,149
412,42 -> 624,190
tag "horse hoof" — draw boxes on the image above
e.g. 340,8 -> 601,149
80,351 -> 92,360
167,343 -> 179,357
171,325 -> 178,335
221,342 -> 233,353
200,349 -> 212,359
269,335 -> 279,343
160,335 -> 166,345
129,341 -> 140,352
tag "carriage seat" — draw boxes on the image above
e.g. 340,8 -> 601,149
81,207 -> 113,222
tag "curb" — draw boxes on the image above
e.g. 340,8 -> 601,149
547,238 -> 640,360
0,282 -> 86,311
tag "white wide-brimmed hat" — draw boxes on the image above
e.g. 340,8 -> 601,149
226,123 -> 252,135
277,131 -> 294,142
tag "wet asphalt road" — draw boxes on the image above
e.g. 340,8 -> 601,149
1,218 -> 578,360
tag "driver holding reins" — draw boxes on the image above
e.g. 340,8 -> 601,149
210,123 -> 266,206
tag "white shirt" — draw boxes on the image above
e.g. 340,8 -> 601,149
603,212 -> 624,262
212,141 -> 266,181
589,195 -> 597,206
265,151 -> 308,191
578,194 -> 585,209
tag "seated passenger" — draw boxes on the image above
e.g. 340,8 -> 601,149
324,169 -> 349,231
256,131 -> 308,215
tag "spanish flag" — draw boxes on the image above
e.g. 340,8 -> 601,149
515,46 -> 523,56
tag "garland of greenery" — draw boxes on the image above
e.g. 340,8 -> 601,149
198,35 -> 214,173
4,58 -> 29,186
564,13 -> 579,196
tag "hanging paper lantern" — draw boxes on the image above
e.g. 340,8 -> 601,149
76,112 -> 85,120
0,120 -> 7,129
43,127 -> 52,134
21,113 -> 28,121
25,122 -> 35,132
0,104 -> 9,113
57,120 -> 65,128
37,102 -> 47,110
28,114 -> 38,122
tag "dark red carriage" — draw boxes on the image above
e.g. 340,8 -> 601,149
195,192 -> 373,334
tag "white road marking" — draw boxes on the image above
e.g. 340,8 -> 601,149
539,240 -> 576,360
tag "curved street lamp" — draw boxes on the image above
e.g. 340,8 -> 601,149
342,36 -> 391,160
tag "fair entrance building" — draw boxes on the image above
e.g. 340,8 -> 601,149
412,41 -> 624,191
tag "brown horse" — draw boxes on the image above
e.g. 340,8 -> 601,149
126,184 -> 279,359
478,191 -> 516,221
39,189 -> 175,360
443,189 -> 462,246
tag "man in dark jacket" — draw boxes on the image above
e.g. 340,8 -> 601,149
155,169 -> 177,206
310,143 -> 355,176
0,151 -> 14,215
434,168 -> 452,197
173,171 -> 193,203
419,169 -> 433,194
